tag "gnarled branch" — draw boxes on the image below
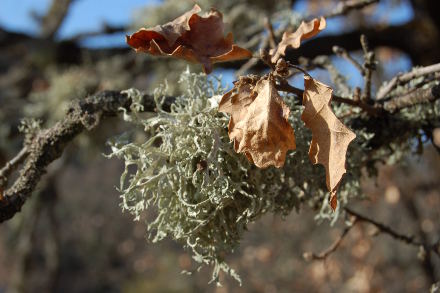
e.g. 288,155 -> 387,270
0,77 -> 438,223
0,91 -> 174,223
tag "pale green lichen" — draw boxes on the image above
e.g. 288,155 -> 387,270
106,70 -> 367,283
107,70 -> 302,284
107,69 -> 437,283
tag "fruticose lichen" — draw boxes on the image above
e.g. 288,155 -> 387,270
106,70 -> 378,283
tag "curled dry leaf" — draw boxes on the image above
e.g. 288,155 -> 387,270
126,4 -> 252,74
270,17 -> 326,64
219,76 -> 296,168
301,76 -> 356,210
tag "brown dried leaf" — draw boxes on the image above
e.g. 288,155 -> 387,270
270,17 -> 326,64
301,76 -> 356,210
126,4 -> 252,74
219,76 -> 296,168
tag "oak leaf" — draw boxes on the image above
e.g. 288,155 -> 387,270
219,76 -> 296,168
270,17 -> 326,64
301,76 -> 356,210
126,4 -> 252,74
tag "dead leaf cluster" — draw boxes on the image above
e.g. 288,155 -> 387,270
301,76 -> 356,209
270,17 -> 326,64
129,6 -> 356,209
217,15 -> 354,209
219,75 -> 296,168
126,5 -> 252,73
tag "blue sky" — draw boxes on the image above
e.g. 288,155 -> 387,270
0,0 -> 414,88
1,0 -> 413,40
0,0 -> 158,37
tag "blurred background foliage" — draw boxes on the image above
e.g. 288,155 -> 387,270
0,0 -> 439,292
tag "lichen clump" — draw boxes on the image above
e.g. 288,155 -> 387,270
107,70 -> 365,283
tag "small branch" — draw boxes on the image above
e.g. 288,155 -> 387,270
276,80 -> 382,115
305,205 -> 440,262
298,55 -> 352,95
345,207 -> 440,258
263,17 -> 276,49
276,80 -> 304,97
0,91 -> 175,223
1,83 -> 438,223
304,219 -> 357,261
401,189 -> 437,284
236,17 -> 285,76
0,147 -> 29,188
376,62 -> 440,100
324,0 -> 379,18
68,23 -> 126,42
345,207 -> 416,243
236,50 -> 265,77
382,84 -> 440,113
286,62 -> 311,77
40,0 -> 74,39
360,35 -> 376,103
332,45 -> 364,73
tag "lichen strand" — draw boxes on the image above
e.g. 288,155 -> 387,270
107,71 -> 366,282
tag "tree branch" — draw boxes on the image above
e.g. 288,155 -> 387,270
303,219 -> 358,261
360,35 -> 376,103
277,73 -> 440,116
324,0 -> 379,18
0,77 -> 438,223
382,84 -> 440,113
67,23 -> 126,42
333,45 -> 364,74
276,80 -> 383,115
0,91 -> 174,223
376,62 -> 440,100
40,0 -> 74,39
280,19 -> 440,67
345,207 -> 440,258
0,147 -> 28,188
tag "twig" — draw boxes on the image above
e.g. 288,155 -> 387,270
236,17 -> 286,76
325,0 -> 379,18
236,51 -> 265,77
382,84 -> 440,113
68,23 -> 126,42
345,207 -> 440,258
345,207 -> 416,243
360,35 -> 375,102
401,189 -> 437,283
0,91 -> 175,223
332,45 -> 364,73
276,80 -> 304,96
40,0 -> 74,39
304,219 -> 358,261
10,193 -> 43,293
298,55 -> 352,95
1,82 -> 438,223
376,62 -> 440,100
286,62 -> 311,77
236,17 -> 277,77
276,80 -> 382,115
264,17 -> 276,49
0,147 -> 29,188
